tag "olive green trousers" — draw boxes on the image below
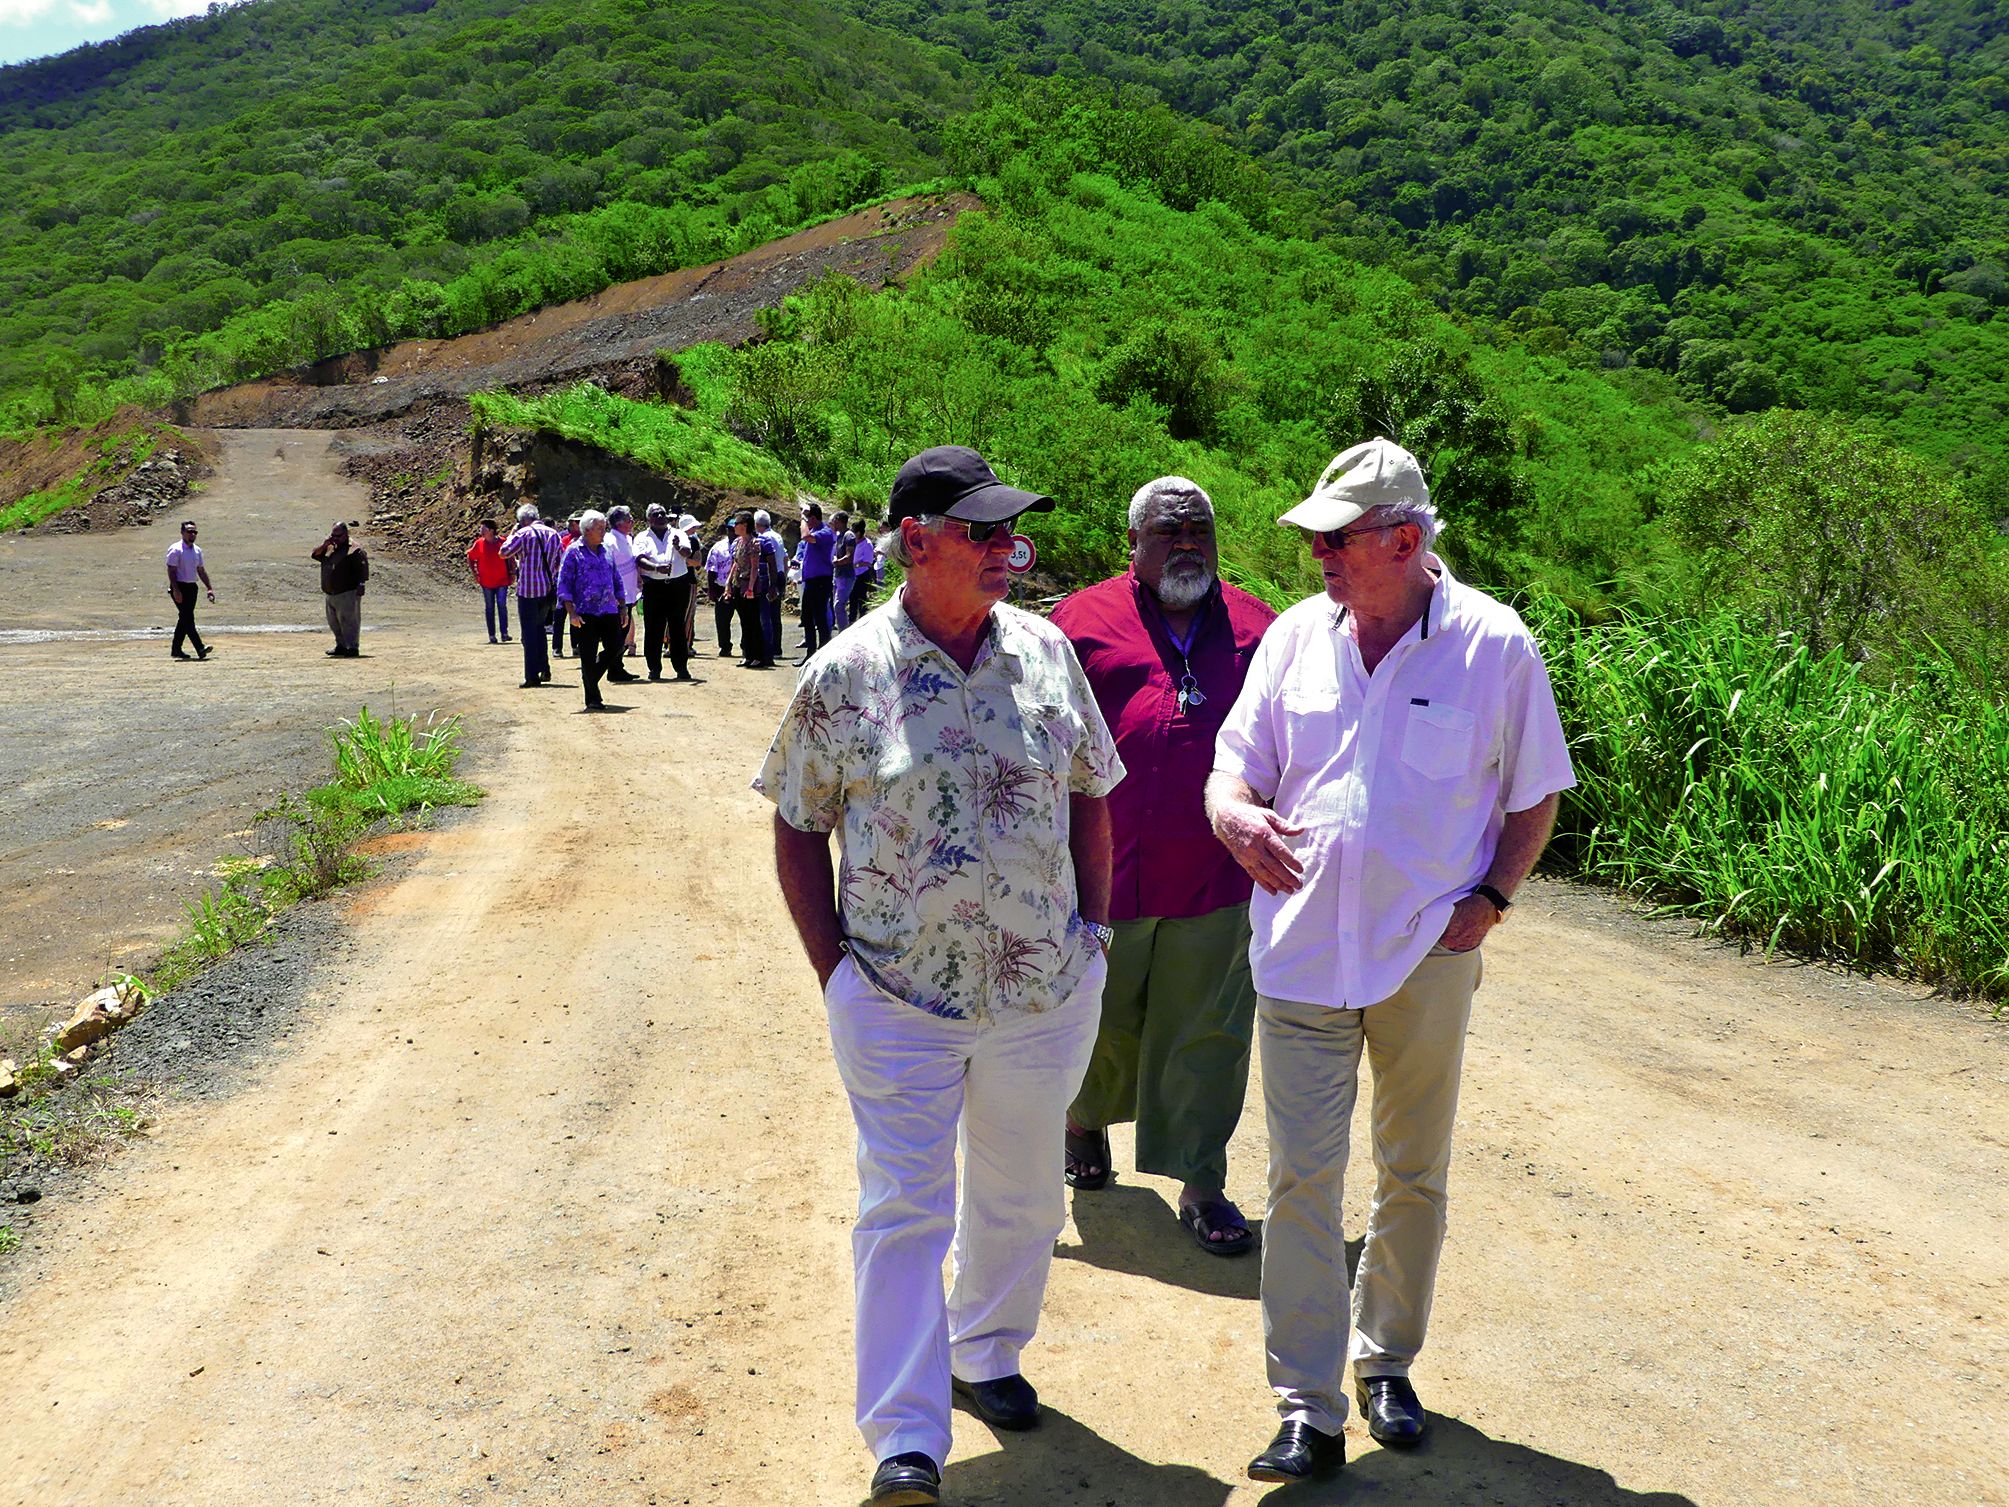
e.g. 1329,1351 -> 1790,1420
1068,903 -> 1256,1189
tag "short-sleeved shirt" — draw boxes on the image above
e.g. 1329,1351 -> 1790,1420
1213,555 -> 1576,1011
800,525 -> 835,579
636,526 -> 691,582
165,541 -> 203,583
851,536 -> 876,578
1052,572 -> 1277,922
831,530 -> 857,581
706,537 -> 734,586
556,542 -> 624,616
755,591 -> 1126,1021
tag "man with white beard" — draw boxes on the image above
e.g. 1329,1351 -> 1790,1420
1050,477 -> 1277,1255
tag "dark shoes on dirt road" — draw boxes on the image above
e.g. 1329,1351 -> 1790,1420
952,1372 -> 1041,1431
870,1451 -> 940,1504
1247,1420 -> 1346,1481
1355,1375 -> 1427,1447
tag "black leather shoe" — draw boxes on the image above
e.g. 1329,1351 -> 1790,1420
1355,1375 -> 1427,1447
953,1372 -> 1040,1431
869,1452 -> 940,1504
1248,1420 -> 1345,1481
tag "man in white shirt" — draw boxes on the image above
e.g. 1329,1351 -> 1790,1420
604,506 -> 643,683
163,519 -> 215,661
1206,438 -> 1576,1483
705,528 -> 737,657
634,503 -> 697,682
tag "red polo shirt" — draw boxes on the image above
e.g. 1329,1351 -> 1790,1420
1051,571 -> 1277,923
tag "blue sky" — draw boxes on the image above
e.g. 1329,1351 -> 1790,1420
0,0 -> 219,67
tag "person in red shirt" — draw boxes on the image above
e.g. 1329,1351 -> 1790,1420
465,520 -> 513,644
1050,476 -> 1277,1256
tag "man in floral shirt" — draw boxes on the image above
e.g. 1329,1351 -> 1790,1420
757,446 -> 1124,1507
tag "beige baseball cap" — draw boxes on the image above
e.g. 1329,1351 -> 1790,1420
1278,438 -> 1430,532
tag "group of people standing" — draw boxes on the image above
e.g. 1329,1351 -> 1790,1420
479,502 -> 705,709
700,502 -> 882,670
757,440 -> 1575,1504
474,501 -> 885,707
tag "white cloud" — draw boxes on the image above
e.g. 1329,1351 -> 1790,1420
144,0 -> 214,15
68,0 -> 113,23
0,0 -> 61,26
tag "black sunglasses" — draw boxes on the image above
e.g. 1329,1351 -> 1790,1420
910,514 -> 1013,544
1316,521 -> 1403,550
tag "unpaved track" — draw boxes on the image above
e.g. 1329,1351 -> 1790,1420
2,437 -> 2005,1506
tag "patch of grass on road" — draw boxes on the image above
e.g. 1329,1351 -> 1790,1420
150,707 -> 482,996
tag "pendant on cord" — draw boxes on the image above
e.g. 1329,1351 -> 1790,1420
1177,674 -> 1206,717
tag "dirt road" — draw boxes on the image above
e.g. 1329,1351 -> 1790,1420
2,435 -> 2005,1507
0,429 -> 494,1015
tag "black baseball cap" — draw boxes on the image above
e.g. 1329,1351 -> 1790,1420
889,446 -> 1054,526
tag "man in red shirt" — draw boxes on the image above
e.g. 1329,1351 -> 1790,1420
465,520 -> 513,644
1051,476 -> 1277,1255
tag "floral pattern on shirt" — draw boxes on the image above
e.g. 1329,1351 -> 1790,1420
754,592 -> 1125,1021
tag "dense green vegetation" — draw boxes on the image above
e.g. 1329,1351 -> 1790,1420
1536,599 -> 2009,1000
6,0 -> 2004,998
468,96 -> 2006,998
0,0 -> 972,424
844,0 -> 2009,512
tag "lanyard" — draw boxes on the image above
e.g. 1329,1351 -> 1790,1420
1142,583 -> 1217,718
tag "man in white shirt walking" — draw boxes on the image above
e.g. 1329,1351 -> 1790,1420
1206,438 -> 1576,1483
163,519 -> 215,661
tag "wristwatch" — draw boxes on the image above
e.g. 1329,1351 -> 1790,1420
1085,921 -> 1116,954
1471,883 -> 1512,917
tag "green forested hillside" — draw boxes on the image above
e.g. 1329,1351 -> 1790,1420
842,0 -> 2009,507
0,0 -> 971,411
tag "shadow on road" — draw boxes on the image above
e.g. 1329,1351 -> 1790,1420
1256,1417 -> 1700,1506
1057,1182 -> 1262,1300
942,1407 -> 1235,1506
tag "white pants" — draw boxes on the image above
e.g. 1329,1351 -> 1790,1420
1258,946 -> 1481,1433
824,951 -> 1105,1465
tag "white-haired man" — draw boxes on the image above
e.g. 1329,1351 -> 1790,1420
758,446 -> 1122,1506
1206,438 -> 1576,1481
555,509 -> 625,711
1051,476 -> 1276,1256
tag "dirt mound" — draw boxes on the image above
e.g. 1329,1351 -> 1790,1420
0,412 -> 216,531
186,193 -> 976,431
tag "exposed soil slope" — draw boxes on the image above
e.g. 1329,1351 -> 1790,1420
183,194 -> 975,430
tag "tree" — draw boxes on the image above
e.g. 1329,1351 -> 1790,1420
1659,410 -> 1989,666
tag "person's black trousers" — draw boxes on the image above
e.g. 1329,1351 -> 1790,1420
171,584 -> 207,657
517,594 -> 553,682
640,576 -> 693,679
800,575 -> 833,656
551,597 -> 570,658
574,612 -> 624,706
848,574 -> 873,626
713,591 -> 735,655
733,595 -> 768,664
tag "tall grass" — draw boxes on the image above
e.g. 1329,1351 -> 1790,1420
1528,595 -> 2009,1002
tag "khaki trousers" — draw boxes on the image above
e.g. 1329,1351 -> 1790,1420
1257,946 -> 1481,1432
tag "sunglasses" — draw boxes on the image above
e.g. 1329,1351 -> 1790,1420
1315,521 -> 1403,550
